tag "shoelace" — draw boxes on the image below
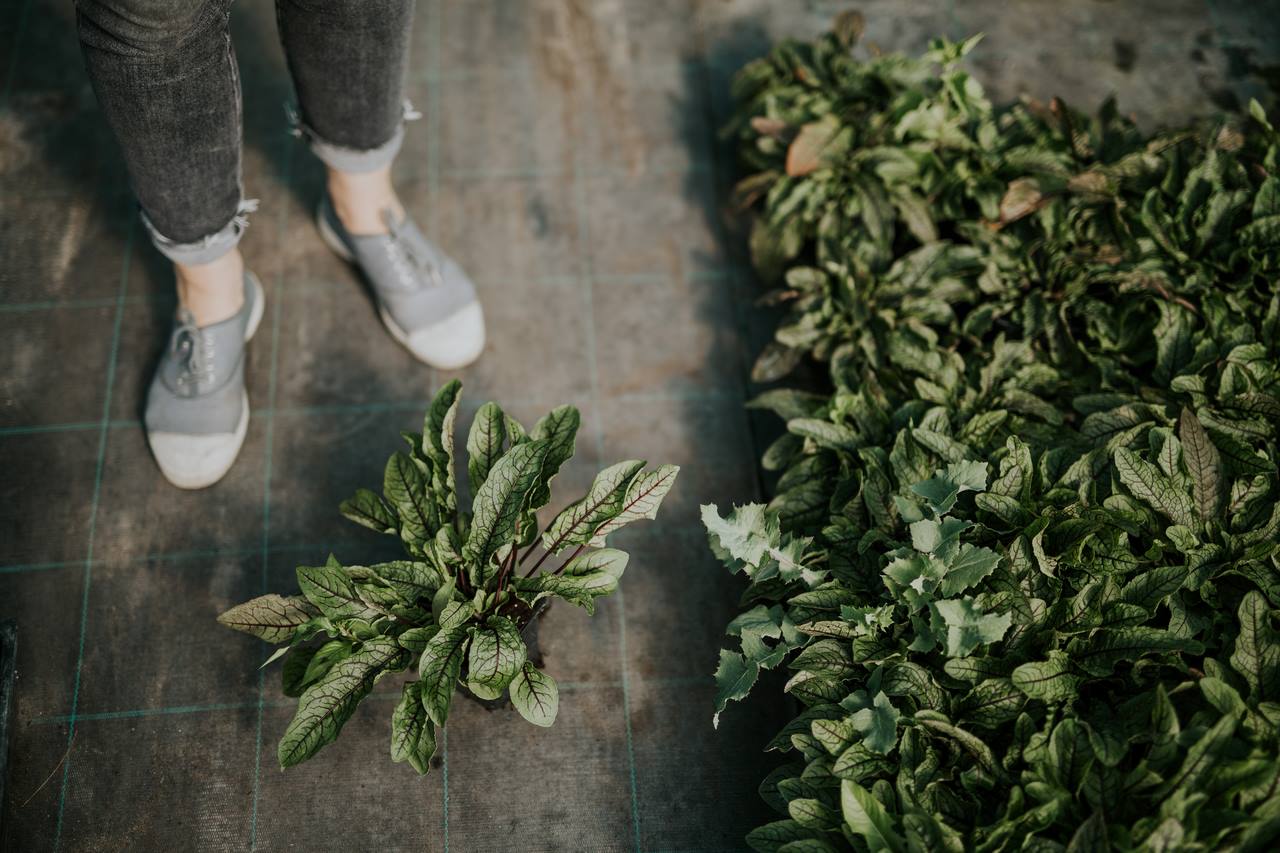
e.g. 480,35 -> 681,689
169,310 -> 216,391
382,208 -> 443,291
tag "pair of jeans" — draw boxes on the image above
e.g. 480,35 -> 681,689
75,0 -> 416,265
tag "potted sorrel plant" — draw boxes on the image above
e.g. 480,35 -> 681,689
218,381 -> 678,773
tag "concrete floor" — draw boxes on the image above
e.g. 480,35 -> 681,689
1,0 -> 1277,851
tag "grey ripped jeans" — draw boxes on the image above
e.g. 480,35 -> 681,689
75,0 -> 416,265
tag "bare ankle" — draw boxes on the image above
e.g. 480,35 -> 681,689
176,249 -> 245,326
327,166 -> 403,235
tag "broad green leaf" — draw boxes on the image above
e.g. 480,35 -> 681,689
932,599 -> 1011,658
278,637 -> 406,767
1230,591 -> 1280,702
390,681 -> 437,774
543,460 -> 646,552
466,616 -> 527,692
466,401 -> 507,494
714,649 -> 760,728
1114,447 -> 1195,528
840,780 -> 905,853
527,405 -> 580,510
339,488 -> 397,535
1011,651 -> 1079,702
850,691 -> 900,754
384,451 -> 436,545
509,662 -> 559,727
515,548 -> 628,614
218,594 -> 320,643
1067,628 -> 1205,677
419,625 -> 471,726
1178,408 -> 1222,522
587,464 -> 680,545
296,563 -> 382,621
464,438 -> 552,575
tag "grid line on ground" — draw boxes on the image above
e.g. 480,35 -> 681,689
30,674 -> 709,727
248,133 -> 296,851
0,385 -> 742,440
424,1 -> 446,847
50,207 -> 137,852
569,131 -> 643,852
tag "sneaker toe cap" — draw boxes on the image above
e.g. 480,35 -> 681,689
403,302 -> 486,370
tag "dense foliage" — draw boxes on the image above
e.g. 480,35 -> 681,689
220,381 -> 677,772
707,15 -> 1280,851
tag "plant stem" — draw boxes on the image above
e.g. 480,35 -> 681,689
553,544 -> 586,576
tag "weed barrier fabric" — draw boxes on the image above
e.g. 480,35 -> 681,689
4,1 -> 1277,850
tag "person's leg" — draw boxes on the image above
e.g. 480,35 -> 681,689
276,0 -> 485,369
76,0 -> 264,488
76,0 -> 249,325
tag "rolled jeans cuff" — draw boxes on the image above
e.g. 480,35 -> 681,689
289,100 -> 420,174
141,198 -> 259,266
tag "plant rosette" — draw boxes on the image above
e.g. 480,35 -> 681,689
218,381 -> 679,774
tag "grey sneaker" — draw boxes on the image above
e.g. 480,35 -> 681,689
145,271 -> 265,489
316,195 -> 485,369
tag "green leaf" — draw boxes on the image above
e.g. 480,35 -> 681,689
466,616 -> 527,692
296,563 -> 381,621
418,625 -> 471,727
714,649 -> 760,727
543,460 -> 646,552
464,438 -> 553,575
515,548 -> 628,614
217,594 -> 320,644
840,780 -> 905,853
466,401 -> 507,495
527,405 -> 580,510
278,637 -> 406,768
1178,408 -> 1222,522
339,488 -> 397,535
1230,591 -> 1280,703
390,681 -> 437,774
1067,627 -> 1205,677
932,599 -> 1011,657
586,464 -> 680,545
509,662 -> 559,727
383,451 -> 436,545
850,691 -> 900,754
1113,447 -> 1195,528
1011,651 -> 1080,702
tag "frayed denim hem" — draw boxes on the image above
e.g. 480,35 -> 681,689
288,99 -> 421,174
142,198 -> 259,266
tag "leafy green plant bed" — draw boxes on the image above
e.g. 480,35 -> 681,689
219,381 -> 678,773
707,13 -> 1280,851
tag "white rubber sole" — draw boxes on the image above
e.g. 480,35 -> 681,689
150,273 -> 264,490
316,205 -> 486,370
